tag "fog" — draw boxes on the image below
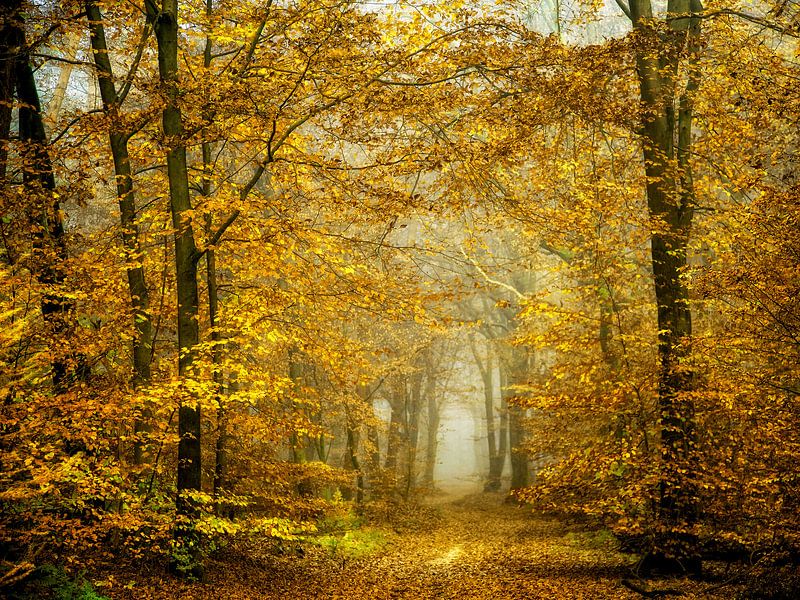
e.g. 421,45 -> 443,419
374,346 -> 510,497
434,404 -> 483,495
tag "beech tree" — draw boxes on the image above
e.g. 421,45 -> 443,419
84,0 -> 154,465
2,0 -> 800,594
623,0 -> 703,572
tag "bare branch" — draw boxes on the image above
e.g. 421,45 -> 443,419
118,19 -> 153,105
614,0 -> 633,21
701,8 -> 800,37
460,247 -> 525,301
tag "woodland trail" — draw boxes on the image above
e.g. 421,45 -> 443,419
121,493 -> 727,599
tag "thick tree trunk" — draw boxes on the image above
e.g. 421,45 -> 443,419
385,389 -> 403,474
507,408 -> 528,490
86,1 -> 154,466
0,4 -> 17,183
10,6 -> 82,392
628,0 -> 702,574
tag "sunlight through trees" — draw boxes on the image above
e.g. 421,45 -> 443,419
1,0 -> 799,596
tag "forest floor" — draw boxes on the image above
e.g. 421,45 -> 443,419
104,492 -> 740,599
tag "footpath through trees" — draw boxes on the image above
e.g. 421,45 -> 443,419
107,493 -> 735,599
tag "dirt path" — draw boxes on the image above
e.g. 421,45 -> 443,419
123,494 -> 724,599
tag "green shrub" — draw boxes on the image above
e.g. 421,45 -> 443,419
311,528 -> 389,560
33,565 -> 109,600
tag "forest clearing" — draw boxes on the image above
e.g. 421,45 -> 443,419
2,0 -> 800,598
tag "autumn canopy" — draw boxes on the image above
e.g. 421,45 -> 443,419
1,0 -> 799,597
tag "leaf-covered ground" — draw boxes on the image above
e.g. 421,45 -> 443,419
106,493 -> 734,599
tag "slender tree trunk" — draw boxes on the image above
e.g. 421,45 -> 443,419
501,358 -> 528,492
45,31 -> 79,128
214,372 -> 237,519
472,341 -> 504,492
483,365 -> 501,491
404,368 -> 423,498
287,348 -> 315,496
344,410 -> 364,503
207,221 -> 228,500
208,219 -> 230,507
366,422 -> 381,495
196,0 -> 229,512
289,348 -> 304,466
146,0 -> 202,576
498,388 -> 508,480
598,283 -> 616,368
422,388 -> 440,488
86,1 -> 154,466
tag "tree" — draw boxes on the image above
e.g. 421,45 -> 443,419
85,0 -> 154,466
1,0 -> 80,392
141,0 -> 205,575
622,0 -> 703,572
469,336 -> 508,492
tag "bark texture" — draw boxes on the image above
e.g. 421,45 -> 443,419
86,1 -> 154,466
628,0 -> 702,573
145,0 -> 203,577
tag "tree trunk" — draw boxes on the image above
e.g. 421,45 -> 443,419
507,410 -> 528,491
146,0 -> 202,577
9,4 -> 82,393
404,368 -> 423,498
196,0 -> 230,514
385,387 -> 403,474
422,387 -> 440,488
85,1 -> 154,466
501,359 -> 528,492
344,413 -> 364,503
213,372 -> 236,518
287,348 -> 315,496
0,4 -> 18,183
366,422 -> 381,495
45,30 -> 80,128
628,0 -> 702,574
498,389 -> 508,481
472,341 -> 504,492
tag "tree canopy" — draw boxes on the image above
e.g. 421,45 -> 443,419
1,0 -> 800,596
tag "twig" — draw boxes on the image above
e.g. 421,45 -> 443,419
622,579 -> 687,598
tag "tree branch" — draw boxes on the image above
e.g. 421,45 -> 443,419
118,19 -> 154,105
699,8 -> 800,37
194,209 -> 239,263
460,247 -> 525,301
614,0 -> 633,21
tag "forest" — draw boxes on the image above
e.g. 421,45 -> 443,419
0,0 -> 799,598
